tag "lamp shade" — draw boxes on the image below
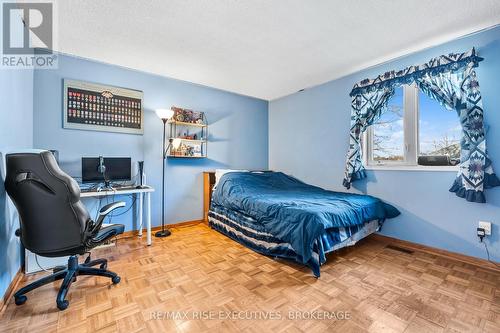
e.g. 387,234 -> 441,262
155,108 -> 175,120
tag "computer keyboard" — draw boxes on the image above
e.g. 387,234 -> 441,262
79,183 -> 139,193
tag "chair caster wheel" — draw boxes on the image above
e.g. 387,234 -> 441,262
112,276 -> 120,284
100,263 -> 107,270
15,295 -> 27,305
57,300 -> 69,310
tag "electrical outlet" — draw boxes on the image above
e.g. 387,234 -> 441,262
479,221 -> 491,236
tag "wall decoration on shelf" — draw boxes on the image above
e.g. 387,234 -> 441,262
63,79 -> 144,135
171,106 -> 205,124
167,106 -> 208,158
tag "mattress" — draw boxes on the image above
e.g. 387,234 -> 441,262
208,204 -> 380,277
211,171 -> 399,266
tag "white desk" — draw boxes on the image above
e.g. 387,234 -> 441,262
80,186 -> 155,245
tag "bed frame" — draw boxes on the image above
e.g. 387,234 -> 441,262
203,171 -> 216,223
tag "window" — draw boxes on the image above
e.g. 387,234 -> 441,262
418,91 -> 461,166
364,85 -> 461,168
369,87 -> 405,163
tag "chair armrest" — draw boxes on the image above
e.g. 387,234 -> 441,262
91,201 -> 126,235
99,201 -> 126,216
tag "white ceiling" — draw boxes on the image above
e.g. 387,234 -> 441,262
52,0 -> 500,100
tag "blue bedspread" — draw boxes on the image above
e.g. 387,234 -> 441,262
212,172 -> 400,264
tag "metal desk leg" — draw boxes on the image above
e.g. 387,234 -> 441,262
138,192 -> 143,236
146,192 -> 152,246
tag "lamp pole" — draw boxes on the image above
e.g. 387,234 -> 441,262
155,117 -> 171,237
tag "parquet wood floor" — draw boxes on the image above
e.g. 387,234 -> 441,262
1,223 -> 499,332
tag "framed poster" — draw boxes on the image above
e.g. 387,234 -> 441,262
63,79 -> 144,135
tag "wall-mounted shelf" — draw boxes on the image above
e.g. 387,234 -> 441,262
167,120 -> 207,128
167,107 -> 208,158
169,138 -> 207,144
167,155 -> 206,159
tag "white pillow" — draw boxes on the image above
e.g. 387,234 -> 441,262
214,169 -> 248,189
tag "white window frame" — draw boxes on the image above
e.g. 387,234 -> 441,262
362,84 -> 458,172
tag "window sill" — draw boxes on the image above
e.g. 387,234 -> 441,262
365,165 -> 459,172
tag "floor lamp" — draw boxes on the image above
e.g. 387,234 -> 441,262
155,108 -> 175,237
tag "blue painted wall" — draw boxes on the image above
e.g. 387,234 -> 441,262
269,26 -> 500,261
33,53 -> 268,231
0,6 -> 34,298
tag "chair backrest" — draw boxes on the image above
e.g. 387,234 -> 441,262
4,151 -> 90,255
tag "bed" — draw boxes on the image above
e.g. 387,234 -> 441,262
204,171 -> 400,277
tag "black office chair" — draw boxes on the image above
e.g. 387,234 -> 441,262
4,150 -> 125,310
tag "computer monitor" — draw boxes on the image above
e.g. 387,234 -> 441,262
82,157 -> 131,184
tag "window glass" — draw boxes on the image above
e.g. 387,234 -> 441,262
371,87 -> 404,162
418,91 -> 461,165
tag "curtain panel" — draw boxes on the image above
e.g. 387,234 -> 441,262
343,48 -> 500,203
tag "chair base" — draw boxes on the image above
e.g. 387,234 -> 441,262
14,255 -> 120,311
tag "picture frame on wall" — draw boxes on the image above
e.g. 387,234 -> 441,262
63,79 -> 144,135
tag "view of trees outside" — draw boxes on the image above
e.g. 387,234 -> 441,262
371,87 -> 461,163
418,91 -> 461,162
372,88 -> 405,162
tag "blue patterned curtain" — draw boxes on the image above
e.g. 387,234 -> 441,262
343,88 -> 395,188
343,48 -> 500,203
418,63 -> 500,202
